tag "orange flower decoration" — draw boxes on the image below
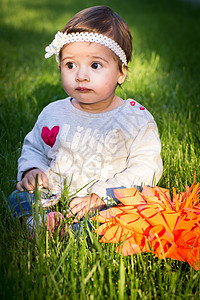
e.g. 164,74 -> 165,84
94,175 -> 200,270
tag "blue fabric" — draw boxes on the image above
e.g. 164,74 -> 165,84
8,190 -> 93,234
8,186 -> 142,235
8,190 -> 35,219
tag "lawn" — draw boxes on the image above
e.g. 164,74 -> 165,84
0,0 -> 200,299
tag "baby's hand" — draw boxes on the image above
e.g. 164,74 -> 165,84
68,193 -> 106,222
16,168 -> 48,193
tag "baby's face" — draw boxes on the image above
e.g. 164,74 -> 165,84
58,42 -> 126,112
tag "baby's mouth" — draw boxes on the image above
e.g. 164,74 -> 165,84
76,87 -> 91,92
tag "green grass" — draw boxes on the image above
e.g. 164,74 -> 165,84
0,0 -> 200,298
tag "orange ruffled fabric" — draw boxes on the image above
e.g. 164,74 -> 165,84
94,177 -> 200,270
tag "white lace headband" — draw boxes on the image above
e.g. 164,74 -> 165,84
45,31 -> 127,66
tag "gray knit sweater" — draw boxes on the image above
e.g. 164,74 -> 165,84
17,97 -> 163,204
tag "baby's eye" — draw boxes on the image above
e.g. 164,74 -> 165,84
66,62 -> 75,69
91,62 -> 102,70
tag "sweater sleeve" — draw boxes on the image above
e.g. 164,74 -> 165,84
89,121 -> 163,205
17,118 -> 51,181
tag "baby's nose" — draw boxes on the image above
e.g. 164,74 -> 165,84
75,66 -> 89,82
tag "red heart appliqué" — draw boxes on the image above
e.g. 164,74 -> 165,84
130,101 -> 136,106
41,126 -> 60,148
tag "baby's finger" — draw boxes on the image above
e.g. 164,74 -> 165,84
36,173 -> 43,186
65,205 -> 79,218
73,206 -> 88,223
21,177 -> 34,193
69,197 -> 83,209
27,173 -> 37,189
67,200 -> 86,218
16,181 -> 24,191
70,203 -> 84,216
40,172 -> 48,188
30,171 -> 42,188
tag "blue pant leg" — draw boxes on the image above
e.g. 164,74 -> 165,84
8,190 -> 35,219
72,218 -> 93,237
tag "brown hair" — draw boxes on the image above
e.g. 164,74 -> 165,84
60,6 -> 132,70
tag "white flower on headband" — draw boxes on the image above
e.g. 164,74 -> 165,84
45,31 -> 127,66
45,31 -> 66,59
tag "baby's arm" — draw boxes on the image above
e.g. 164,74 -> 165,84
89,121 -> 163,204
68,194 -> 106,221
17,111 -> 51,190
17,168 -> 48,193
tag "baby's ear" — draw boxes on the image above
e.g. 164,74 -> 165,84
58,64 -> 61,71
118,63 -> 127,85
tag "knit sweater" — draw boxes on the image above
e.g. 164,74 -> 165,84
17,97 -> 163,204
